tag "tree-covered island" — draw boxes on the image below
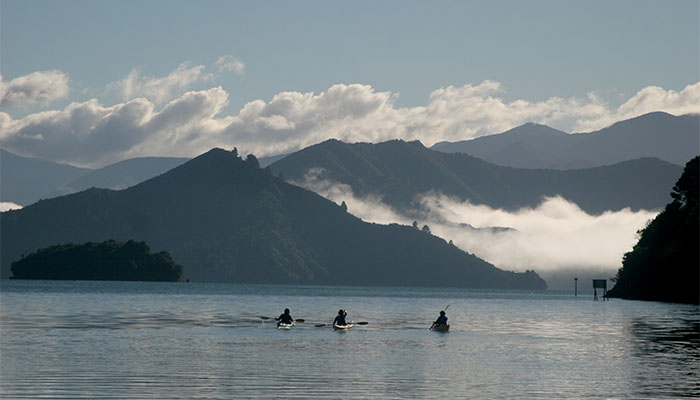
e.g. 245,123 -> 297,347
10,240 -> 183,282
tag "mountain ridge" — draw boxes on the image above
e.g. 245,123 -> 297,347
1,147 -> 546,289
270,139 -> 683,215
0,149 -> 91,206
431,112 -> 699,169
0,148 -> 295,207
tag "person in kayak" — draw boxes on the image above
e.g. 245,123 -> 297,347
276,308 -> 294,325
334,309 -> 348,326
433,310 -> 448,326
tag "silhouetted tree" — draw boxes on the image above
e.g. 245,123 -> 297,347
340,201 -> 348,212
422,225 -> 431,233
412,221 -> 418,229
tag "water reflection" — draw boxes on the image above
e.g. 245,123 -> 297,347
628,315 -> 699,352
625,310 -> 700,398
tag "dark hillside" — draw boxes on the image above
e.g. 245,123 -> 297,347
1,148 -> 545,289
271,139 -> 682,214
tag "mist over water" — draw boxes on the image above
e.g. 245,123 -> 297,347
293,174 -> 659,288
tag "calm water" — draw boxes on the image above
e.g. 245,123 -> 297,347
1,280 -> 698,399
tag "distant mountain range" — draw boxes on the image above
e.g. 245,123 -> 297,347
1,149 -> 91,206
1,150 -> 283,207
3,112 -> 693,208
270,139 -> 682,215
432,112 -> 699,169
1,148 -> 546,289
43,157 -> 189,200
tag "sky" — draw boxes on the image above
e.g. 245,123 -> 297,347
1,0 -> 698,167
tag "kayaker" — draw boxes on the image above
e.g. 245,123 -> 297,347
276,308 -> 295,325
433,310 -> 448,326
333,309 -> 348,326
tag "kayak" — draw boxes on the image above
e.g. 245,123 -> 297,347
431,324 -> 449,332
333,323 -> 353,330
277,322 -> 295,329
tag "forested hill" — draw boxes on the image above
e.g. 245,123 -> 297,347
269,139 -> 682,215
1,148 -> 546,289
608,156 -> 699,304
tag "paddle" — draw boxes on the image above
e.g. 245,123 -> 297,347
429,304 -> 450,331
314,321 -> 368,328
260,316 -> 305,323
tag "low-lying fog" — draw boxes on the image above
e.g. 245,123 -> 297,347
295,171 -> 659,290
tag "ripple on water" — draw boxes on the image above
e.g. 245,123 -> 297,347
1,281 -> 698,399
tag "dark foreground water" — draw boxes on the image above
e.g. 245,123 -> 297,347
1,280 -> 698,399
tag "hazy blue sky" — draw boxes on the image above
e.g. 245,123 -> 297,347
1,0 -> 698,166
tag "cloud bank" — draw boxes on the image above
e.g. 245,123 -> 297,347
293,172 -> 658,284
0,202 -> 23,212
1,63 -> 698,166
0,70 -> 70,108
0,87 -> 230,166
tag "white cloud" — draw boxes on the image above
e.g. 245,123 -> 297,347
0,87 -> 229,167
0,70 -> 70,107
292,172 -> 658,283
107,56 -> 246,104
215,55 -> 245,76
1,77 -> 698,167
108,62 -> 213,104
573,82 -> 700,131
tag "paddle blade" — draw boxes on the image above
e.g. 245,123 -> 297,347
357,321 -> 368,325
295,319 -> 305,323
259,316 -> 272,320
314,323 -> 327,328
